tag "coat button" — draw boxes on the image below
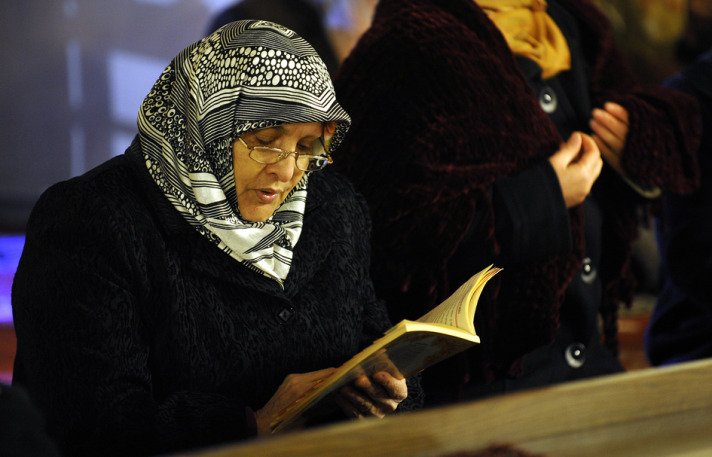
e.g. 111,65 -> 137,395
565,343 -> 586,368
581,257 -> 597,284
277,307 -> 294,323
539,86 -> 558,113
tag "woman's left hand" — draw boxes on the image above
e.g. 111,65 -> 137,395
335,371 -> 408,419
589,101 -> 629,176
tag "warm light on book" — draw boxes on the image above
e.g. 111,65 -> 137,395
270,264 -> 502,432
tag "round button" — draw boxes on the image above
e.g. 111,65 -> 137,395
565,343 -> 586,368
581,257 -> 597,284
539,86 -> 558,113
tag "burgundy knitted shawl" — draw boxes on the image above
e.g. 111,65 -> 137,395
333,0 -> 700,378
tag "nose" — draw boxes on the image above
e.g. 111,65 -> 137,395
265,153 -> 299,182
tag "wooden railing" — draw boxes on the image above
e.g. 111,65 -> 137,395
176,358 -> 712,457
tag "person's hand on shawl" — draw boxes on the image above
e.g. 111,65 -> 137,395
549,131 -> 603,208
590,102 -> 661,198
255,367 -> 337,435
335,371 -> 408,419
590,102 -> 629,176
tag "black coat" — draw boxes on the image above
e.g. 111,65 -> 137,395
12,137 -> 423,457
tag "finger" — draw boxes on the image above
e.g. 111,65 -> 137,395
590,109 -> 627,147
582,134 -> 604,177
592,133 -> 622,174
602,102 -> 629,124
594,135 -> 623,174
551,132 -> 583,167
353,373 -> 404,406
579,132 -> 601,159
561,131 -> 583,159
571,134 -> 603,184
589,120 -> 625,160
346,375 -> 401,416
334,391 -> 364,419
372,372 -> 407,402
352,374 -> 390,402
591,134 -> 609,158
339,385 -> 384,418
352,376 -> 400,414
306,367 -> 338,381
279,368 -> 336,400
293,367 -> 337,388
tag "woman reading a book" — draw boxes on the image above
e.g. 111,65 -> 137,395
11,20 -> 421,457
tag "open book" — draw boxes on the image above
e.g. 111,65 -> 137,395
270,264 -> 502,432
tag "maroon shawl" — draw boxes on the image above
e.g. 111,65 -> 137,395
333,0 -> 700,379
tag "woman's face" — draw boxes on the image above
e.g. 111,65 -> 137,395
232,122 -> 323,222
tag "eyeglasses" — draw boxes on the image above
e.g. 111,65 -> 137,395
237,137 -> 333,172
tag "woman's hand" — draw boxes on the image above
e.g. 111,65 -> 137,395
334,371 -> 408,419
255,367 -> 336,436
590,101 -> 629,176
549,131 -> 603,208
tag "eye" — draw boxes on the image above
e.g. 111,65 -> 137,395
297,143 -> 313,153
250,128 -> 279,146
254,136 -> 275,147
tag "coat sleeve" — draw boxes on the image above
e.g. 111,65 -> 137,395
12,180 -> 257,457
573,0 -> 701,193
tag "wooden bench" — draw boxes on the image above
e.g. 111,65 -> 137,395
178,358 -> 712,457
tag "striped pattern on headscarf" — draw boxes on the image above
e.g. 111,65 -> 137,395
137,20 -> 351,285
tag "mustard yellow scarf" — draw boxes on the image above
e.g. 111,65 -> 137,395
477,0 -> 571,79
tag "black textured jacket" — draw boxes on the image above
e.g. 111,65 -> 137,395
12,137 -> 423,457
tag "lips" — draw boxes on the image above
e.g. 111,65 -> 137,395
255,188 -> 281,204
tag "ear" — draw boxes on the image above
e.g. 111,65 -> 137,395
323,121 -> 337,138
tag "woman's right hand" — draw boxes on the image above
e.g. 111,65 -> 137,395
548,131 -> 603,208
255,367 -> 336,436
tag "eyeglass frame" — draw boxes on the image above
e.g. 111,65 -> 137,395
236,136 -> 333,172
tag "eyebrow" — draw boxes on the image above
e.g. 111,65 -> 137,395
253,125 -> 321,141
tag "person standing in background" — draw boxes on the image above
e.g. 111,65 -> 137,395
206,0 -> 379,77
331,0 -> 701,405
645,3 -> 712,365
207,0 -> 340,76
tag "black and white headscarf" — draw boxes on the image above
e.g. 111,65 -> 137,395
137,20 -> 350,285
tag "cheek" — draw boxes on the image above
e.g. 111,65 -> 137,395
233,170 -> 248,194
232,161 -> 262,192
284,172 -> 306,199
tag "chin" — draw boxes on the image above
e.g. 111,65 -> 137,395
242,207 -> 276,223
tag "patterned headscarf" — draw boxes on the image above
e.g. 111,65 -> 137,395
137,20 -> 351,285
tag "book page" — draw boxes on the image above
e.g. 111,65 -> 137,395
416,265 -> 501,334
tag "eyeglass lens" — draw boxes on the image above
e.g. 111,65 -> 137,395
248,136 -> 328,171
